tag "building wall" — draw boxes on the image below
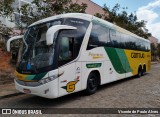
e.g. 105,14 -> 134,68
72,0 -> 105,15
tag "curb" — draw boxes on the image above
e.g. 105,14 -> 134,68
0,92 -> 24,100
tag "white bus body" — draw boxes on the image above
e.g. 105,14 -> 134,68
7,13 -> 151,99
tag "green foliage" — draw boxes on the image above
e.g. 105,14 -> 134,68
0,0 -> 14,17
0,21 -> 12,36
95,3 -> 151,39
157,43 -> 160,58
0,0 -> 14,38
151,43 -> 157,55
151,43 -> 159,61
67,3 -> 87,13
20,0 -> 87,27
0,0 -> 87,63
94,13 -> 103,18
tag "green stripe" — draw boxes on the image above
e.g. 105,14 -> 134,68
25,75 -> 35,80
104,47 -> 131,74
32,72 -> 48,81
24,72 -> 48,81
115,49 -> 132,72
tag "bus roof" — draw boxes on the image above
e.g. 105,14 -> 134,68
29,13 -> 149,43
29,13 -> 93,27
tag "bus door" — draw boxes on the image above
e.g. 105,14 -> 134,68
58,36 -> 81,97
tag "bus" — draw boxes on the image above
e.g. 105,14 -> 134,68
7,13 -> 151,99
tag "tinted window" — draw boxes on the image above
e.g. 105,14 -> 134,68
87,21 -> 150,52
110,30 -> 150,51
64,18 -> 89,55
58,18 -> 90,66
110,29 -> 117,47
59,37 -> 70,60
87,22 -> 110,50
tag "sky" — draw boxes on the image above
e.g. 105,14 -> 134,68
91,0 -> 160,42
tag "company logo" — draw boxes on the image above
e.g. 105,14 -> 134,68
2,109 -> 11,114
61,80 -> 79,93
131,53 -> 145,58
89,52 -> 104,59
1,109 -> 42,114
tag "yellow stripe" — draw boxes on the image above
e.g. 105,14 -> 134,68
15,71 -> 28,81
124,50 -> 151,75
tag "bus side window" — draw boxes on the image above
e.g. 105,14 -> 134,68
110,29 -> 118,47
87,33 -> 99,50
87,22 -> 110,50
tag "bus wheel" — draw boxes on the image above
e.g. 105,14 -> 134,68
137,66 -> 142,78
142,65 -> 146,75
141,69 -> 144,76
85,73 -> 98,95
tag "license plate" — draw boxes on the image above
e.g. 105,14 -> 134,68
23,89 -> 31,93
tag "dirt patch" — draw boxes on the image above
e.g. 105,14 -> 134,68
0,48 -> 15,85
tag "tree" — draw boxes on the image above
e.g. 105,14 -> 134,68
95,4 -> 151,39
0,0 -> 87,63
0,21 -> 12,37
0,0 -> 14,38
19,0 -> 87,26
151,43 -> 158,61
157,43 -> 160,59
0,0 -> 14,17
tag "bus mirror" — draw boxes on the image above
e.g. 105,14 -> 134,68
6,35 -> 23,52
46,25 -> 77,45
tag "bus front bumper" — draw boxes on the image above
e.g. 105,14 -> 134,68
14,79 -> 59,99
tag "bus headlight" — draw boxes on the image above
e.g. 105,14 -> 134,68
38,75 -> 58,84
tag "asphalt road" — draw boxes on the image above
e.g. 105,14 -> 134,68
0,63 -> 160,114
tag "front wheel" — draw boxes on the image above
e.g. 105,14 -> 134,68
85,73 -> 98,95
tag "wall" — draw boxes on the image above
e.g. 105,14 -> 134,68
149,36 -> 158,47
72,0 -> 105,15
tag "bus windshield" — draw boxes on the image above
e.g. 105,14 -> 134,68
17,18 -> 90,74
18,20 -> 62,73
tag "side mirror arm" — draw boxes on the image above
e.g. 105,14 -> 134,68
46,25 -> 77,45
6,35 -> 23,52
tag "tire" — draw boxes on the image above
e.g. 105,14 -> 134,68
142,66 -> 146,75
85,73 -> 98,95
137,67 -> 142,78
141,69 -> 144,76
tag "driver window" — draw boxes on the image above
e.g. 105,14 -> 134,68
59,37 -> 73,60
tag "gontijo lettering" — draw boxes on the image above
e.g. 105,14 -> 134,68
131,53 -> 145,58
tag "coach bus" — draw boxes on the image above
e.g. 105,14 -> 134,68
7,13 -> 151,99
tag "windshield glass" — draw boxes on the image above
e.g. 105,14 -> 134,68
17,20 -> 62,74
17,18 -> 90,74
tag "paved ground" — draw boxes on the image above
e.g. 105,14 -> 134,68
0,63 -> 160,116
0,84 -> 20,97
